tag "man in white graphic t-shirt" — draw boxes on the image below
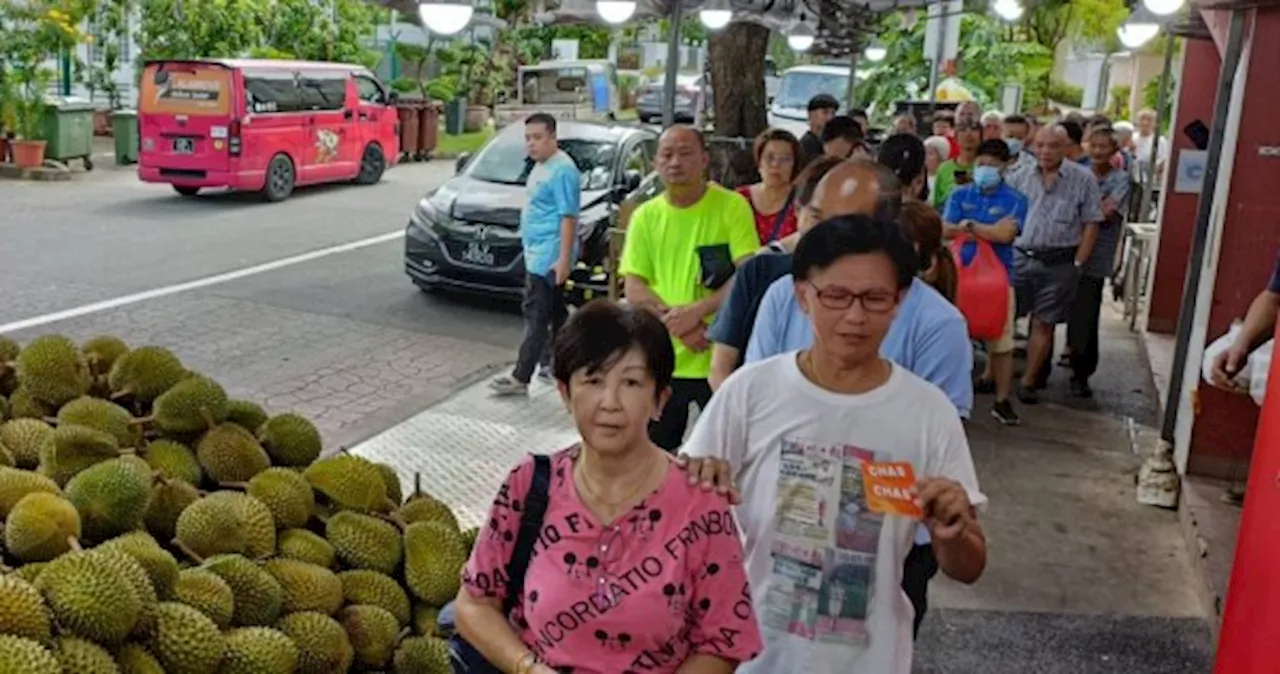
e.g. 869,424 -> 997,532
681,215 -> 987,674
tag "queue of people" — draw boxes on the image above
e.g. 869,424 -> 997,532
456,98 -> 1156,673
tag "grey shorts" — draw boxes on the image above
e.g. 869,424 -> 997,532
1014,251 -> 1080,325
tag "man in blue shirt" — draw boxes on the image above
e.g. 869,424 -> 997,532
490,113 -> 581,396
943,139 -> 1028,425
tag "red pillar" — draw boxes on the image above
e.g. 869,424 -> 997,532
1214,319 -> 1280,672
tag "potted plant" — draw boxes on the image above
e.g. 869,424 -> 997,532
9,70 -> 51,168
0,3 -> 87,167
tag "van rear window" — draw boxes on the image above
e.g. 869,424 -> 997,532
139,64 -> 232,116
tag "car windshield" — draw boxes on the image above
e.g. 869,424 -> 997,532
775,71 -> 848,109
466,135 -> 616,190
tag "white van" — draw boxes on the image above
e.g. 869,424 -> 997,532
766,64 -> 851,139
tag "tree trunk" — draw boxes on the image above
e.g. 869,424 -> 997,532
707,22 -> 770,139
706,22 -> 769,188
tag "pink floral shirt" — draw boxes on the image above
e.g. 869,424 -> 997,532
462,448 -> 763,673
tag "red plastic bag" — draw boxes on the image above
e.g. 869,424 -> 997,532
950,236 -> 1010,340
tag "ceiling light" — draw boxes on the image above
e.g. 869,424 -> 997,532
992,0 -> 1024,21
1117,20 -> 1159,48
595,0 -> 636,24
699,8 -> 732,29
418,1 -> 473,35
1143,0 -> 1185,16
788,17 -> 815,52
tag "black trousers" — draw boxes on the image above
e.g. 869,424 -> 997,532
903,543 -> 939,638
1067,275 -> 1106,382
512,273 -> 567,384
649,378 -> 712,452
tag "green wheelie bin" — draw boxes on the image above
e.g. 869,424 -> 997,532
41,97 -> 96,170
112,109 -> 138,165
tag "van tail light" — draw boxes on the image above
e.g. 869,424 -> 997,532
228,120 -> 242,156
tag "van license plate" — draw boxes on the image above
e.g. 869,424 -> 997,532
173,138 -> 195,154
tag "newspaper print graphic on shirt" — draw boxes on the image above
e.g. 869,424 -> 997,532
764,439 -> 883,646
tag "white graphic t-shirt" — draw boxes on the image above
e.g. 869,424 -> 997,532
682,353 -> 986,674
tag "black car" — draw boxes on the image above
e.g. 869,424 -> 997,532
405,121 -> 657,298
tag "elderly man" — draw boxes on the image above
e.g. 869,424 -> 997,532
956,100 -> 982,128
980,110 -> 1004,141
619,125 -> 759,451
1006,124 -> 1104,403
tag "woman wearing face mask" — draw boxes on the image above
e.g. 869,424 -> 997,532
941,139 -> 1028,427
455,300 -> 763,674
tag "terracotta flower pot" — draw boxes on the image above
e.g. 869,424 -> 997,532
11,140 -> 46,168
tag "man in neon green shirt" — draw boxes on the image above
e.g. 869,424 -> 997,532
931,119 -> 982,209
620,126 -> 759,451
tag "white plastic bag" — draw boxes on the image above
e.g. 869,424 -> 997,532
1250,340 -> 1273,406
1200,321 -> 1273,405
1202,322 -> 1253,388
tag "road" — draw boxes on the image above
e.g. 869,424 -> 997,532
0,161 -> 524,448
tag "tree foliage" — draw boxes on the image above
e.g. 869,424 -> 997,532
135,0 -> 378,67
855,13 -> 1053,115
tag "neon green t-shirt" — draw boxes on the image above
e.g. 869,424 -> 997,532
619,183 -> 758,379
931,158 -> 974,209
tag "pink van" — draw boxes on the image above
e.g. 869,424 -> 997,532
138,58 -> 400,201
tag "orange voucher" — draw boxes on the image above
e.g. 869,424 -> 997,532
861,461 -> 923,519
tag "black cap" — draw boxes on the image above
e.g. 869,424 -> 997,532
808,94 -> 840,112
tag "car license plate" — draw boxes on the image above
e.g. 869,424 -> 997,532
461,242 -> 495,266
172,138 -> 195,154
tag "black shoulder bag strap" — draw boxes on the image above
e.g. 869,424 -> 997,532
501,453 -> 551,614
765,191 -> 796,243
449,454 -> 552,674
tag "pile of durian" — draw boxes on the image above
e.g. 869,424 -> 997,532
0,334 -> 476,673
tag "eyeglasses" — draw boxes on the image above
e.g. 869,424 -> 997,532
590,524 -> 626,608
808,282 -> 897,313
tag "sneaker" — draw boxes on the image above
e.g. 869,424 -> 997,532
488,376 -> 528,396
1070,379 -> 1093,398
974,378 -> 996,395
991,399 -> 1021,426
536,366 -> 553,383
1016,385 -> 1041,405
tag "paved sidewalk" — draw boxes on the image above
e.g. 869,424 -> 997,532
353,303 -> 1213,673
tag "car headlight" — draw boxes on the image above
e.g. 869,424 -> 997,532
408,199 -> 446,241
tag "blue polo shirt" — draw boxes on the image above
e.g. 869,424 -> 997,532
943,181 -> 1028,273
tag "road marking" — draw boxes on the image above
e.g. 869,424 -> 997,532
0,231 -> 404,334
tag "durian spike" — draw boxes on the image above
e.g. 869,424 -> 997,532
173,538 -> 205,564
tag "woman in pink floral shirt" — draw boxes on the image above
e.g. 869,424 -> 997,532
455,301 -> 762,674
